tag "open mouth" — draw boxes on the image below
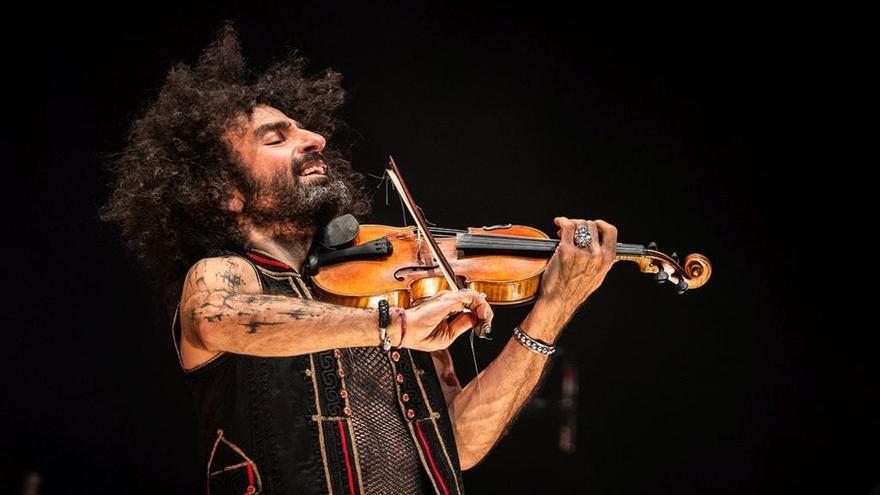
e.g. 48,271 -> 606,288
298,160 -> 327,177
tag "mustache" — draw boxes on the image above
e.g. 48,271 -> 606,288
291,151 -> 327,176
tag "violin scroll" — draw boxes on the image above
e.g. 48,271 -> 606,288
618,241 -> 712,294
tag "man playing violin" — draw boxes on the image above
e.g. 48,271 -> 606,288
102,24 -> 617,494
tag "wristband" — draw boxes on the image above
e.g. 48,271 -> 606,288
513,325 -> 556,356
377,300 -> 392,351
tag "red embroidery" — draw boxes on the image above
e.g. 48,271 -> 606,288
415,421 -> 451,495
245,253 -> 292,270
337,420 -> 356,495
242,463 -> 255,494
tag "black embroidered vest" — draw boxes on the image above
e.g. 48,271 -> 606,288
173,250 -> 466,494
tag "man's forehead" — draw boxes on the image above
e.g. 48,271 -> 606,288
250,105 -> 295,126
227,105 -> 299,140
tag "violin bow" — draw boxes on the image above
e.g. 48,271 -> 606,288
385,156 -> 493,339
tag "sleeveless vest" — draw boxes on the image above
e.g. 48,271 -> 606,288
172,249 -> 466,494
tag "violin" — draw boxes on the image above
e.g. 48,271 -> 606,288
305,157 -> 712,338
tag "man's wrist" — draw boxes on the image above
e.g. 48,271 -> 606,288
376,300 -> 406,350
519,298 -> 568,345
389,314 -> 403,347
389,306 -> 406,348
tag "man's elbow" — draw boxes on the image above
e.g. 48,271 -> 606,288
455,437 -> 489,471
192,317 -> 233,352
453,422 -> 499,470
194,318 -> 229,353
458,449 -> 487,471
187,291 -> 238,353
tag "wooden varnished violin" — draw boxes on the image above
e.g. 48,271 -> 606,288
304,157 -> 712,339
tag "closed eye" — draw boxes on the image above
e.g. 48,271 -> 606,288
265,133 -> 285,145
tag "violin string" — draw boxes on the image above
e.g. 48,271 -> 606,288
416,227 -> 648,256
460,237 -> 647,256
408,230 -> 576,250
471,235 -> 555,244
470,326 -> 484,406
424,227 -> 560,244
398,232 -> 556,245
425,226 -> 636,246
457,236 -> 559,251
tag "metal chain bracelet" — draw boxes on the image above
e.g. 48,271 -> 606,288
513,325 -> 556,356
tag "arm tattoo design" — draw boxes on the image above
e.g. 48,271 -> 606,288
217,256 -> 246,290
193,291 -> 362,336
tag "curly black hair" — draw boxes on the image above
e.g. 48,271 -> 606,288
100,23 -> 372,304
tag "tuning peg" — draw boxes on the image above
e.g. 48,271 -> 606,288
648,241 -> 658,250
671,251 -> 679,263
655,269 -> 669,283
676,279 -> 689,295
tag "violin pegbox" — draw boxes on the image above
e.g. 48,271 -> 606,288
620,241 -> 712,295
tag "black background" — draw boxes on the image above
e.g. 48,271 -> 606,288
7,3 -> 874,494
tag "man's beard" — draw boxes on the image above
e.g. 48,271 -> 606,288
240,161 -> 353,231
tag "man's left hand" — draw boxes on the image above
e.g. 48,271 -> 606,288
531,217 -> 618,333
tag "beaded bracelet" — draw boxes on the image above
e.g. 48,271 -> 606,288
513,325 -> 556,356
377,300 -> 392,351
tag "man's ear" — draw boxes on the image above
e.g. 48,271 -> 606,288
225,186 -> 245,213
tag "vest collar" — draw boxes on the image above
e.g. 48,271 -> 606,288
244,248 -> 303,274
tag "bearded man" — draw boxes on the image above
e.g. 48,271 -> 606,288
101,24 -> 617,494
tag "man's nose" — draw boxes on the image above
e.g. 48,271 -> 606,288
296,128 -> 327,154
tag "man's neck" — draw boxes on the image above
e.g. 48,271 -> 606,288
242,222 -> 315,272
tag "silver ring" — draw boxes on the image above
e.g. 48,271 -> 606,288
573,225 -> 592,248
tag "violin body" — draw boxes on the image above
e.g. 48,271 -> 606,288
310,224 -> 551,309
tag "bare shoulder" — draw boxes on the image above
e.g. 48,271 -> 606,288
177,255 -> 261,368
181,255 -> 262,302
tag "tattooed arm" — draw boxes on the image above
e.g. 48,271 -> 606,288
180,257 -> 492,369
178,256 -> 387,369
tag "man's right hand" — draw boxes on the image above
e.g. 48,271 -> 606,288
396,289 -> 494,352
